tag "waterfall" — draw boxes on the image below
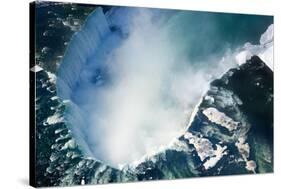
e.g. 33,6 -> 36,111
56,6 -> 273,168
57,7 -> 110,100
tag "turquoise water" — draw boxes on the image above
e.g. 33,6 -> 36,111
163,10 -> 273,63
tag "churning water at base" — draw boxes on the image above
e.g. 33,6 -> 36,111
57,7 -> 272,168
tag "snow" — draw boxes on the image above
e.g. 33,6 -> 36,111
245,160 -> 257,173
235,137 -> 256,173
54,128 -> 65,134
46,113 -> 64,125
235,137 -> 250,159
202,107 -> 239,132
50,96 -> 59,100
46,71 -> 57,84
61,139 -> 76,150
30,65 -> 43,72
235,24 -> 273,71
185,133 -> 213,161
203,145 -> 227,170
81,178 -> 85,185
49,153 -> 59,162
41,47 -> 50,54
184,132 -> 227,170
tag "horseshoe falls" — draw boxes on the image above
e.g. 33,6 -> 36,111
56,6 -> 272,168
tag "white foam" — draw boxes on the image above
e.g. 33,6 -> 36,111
235,24 -> 273,70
